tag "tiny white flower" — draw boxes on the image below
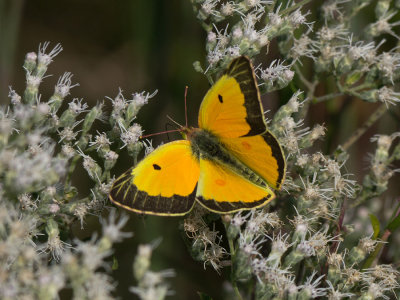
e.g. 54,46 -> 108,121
120,123 -> 143,149
38,42 -> 62,66
89,132 -> 112,151
54,72 -> 79,98
68,98 -> 88,115
100,209 -> 133,243
299,271 -> 327,298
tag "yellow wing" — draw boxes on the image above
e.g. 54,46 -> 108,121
198,56 -> 266,138
196,158 -> 274,213
109,140 -> 200,216
220,131 -> 286,190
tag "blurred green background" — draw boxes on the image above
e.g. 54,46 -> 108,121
1,0 -> 400,299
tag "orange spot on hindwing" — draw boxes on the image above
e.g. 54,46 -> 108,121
242,141 -> 251,150
215,179 -> 226,186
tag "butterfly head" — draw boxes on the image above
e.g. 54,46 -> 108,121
180,126 -> 198,140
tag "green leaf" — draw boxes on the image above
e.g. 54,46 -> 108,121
369,214 -> 380,239
197,292 -> 213,300
387,213 -> 400,232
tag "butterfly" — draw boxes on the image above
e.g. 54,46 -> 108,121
109,56 -> 286,216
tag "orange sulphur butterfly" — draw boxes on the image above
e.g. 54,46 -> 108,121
109,56 -> 286,216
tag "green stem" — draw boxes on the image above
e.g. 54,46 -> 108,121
294,64 -> 317,120
279,0 -> 314,16
222,219 -> 243,300
205,72 -> 214,86
314,92 -> 344,103
351,82 -> 374,92
65,155 -> 81,185
294,64 -> 315,94
388,200 -> 400,223
341,104 -> 387,151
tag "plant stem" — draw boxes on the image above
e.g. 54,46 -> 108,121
66,155 -> 81,185
222,219 -> 243,300
341,104 -> 387,151
314,92 -> 344,103
279,0 -> 314,16
294,64 -> 315,94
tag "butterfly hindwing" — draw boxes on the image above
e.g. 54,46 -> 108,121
196,158 -> 275,213
198,56 -> 266,138
109,140 -> 200,216
220,131 -> 286,190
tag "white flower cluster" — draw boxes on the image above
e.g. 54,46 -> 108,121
0,43 -> 157,299
182,0 -> 400,298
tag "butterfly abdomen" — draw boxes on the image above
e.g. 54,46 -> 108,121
189,129 -> 266,187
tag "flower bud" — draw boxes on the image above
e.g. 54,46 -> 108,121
193,61 -> 204,73
283,248 -> 305,268
104,150 -> 118,171
24,52 -> 37,73
59,110 -> 77,128
233,248 -> 253,281
83,155 -> 102,181
133,244 -> 152,281
375,0 -> 390,18
82,104 -> 103,135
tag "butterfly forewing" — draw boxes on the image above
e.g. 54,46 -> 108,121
109,140 -> 200,216
198,56 -> 266,138
195,56 -> 286,209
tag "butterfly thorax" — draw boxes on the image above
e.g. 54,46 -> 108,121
186,128 -> 266,187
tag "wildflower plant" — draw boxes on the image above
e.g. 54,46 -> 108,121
185,0 -> 400,298
2,0 -> 400,299
0,42 -> 161,299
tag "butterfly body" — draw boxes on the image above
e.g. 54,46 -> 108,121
187,127 -> 266,188
109,56 -> 286,216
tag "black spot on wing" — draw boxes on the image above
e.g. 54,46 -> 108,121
224,56 -> 266,136
218,94 -> 223,103
153,164 -> 161,170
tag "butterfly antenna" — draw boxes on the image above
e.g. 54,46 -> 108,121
166,115 -> 183,128
140,129 -> 181,139
184,86 -> 188,127
165,122 -> 174,141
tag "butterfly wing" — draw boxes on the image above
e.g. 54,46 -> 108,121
220,131 -> 286,190
198,56 -> 285,190
198,56 -> 266,138
109,140 -> 200,216
196,158 -> 274,213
